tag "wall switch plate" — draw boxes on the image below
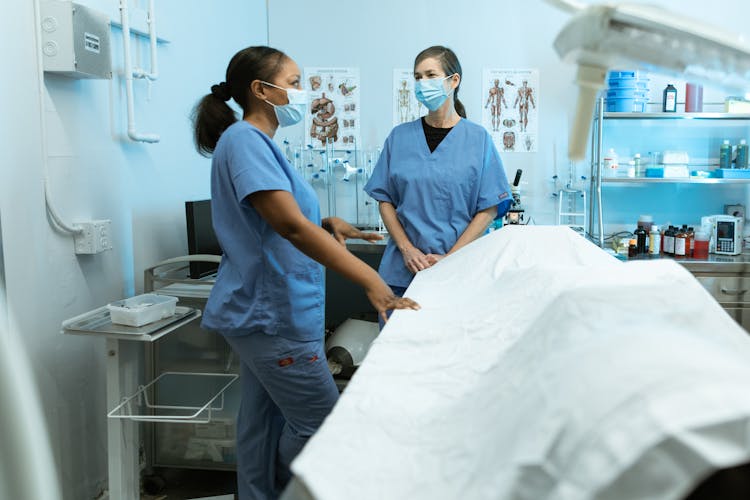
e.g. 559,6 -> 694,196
725,204 -> 745,220
73,219 -> 112,254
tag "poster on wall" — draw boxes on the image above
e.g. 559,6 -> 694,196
392,69 -> 427,126
304,67 -> 360,149
481,68 -> 539,153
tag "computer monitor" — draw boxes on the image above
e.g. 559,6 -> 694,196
185,199 -> 222,278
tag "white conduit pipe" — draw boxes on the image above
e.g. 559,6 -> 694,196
133,0 -> 158,81
120,0 -> 159,143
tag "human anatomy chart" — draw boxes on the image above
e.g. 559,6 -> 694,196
482,68 -> 538,153
392,69 -> 427,126
304,67 -> 360,149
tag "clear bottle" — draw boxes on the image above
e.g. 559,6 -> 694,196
633,153 -> 644,177
663,84 -> 677,112
720,140 -> 733,169
603,148 -> 619,177
737,139 -> 749,169
687,226 -> 695,257
649,224 -> 661,255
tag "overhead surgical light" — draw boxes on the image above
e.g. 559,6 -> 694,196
550,0 -> 750,160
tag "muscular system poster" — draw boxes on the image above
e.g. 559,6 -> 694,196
481,68 -> 538,153
304,67 -> 361,149
392,69 -> 427,126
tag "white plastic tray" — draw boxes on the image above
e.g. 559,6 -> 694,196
107,293 -> 178,327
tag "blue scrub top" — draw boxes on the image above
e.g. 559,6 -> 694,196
201,121 -> 324,340
364,118 -> 511,288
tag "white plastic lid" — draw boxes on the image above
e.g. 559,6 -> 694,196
651,224 -> 660,232
724,139 -> 731,144
741,139 -> 748,145
638,214 -> 653,222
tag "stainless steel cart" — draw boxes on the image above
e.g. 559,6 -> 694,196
61,255 -> 238,500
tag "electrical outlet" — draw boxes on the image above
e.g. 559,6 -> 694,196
73,219 -> 112,254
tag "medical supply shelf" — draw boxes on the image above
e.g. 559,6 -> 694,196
602,177 -> 750,184
140,255 -> 244,474
589,98 -> 750,247
601,112 -> 750,120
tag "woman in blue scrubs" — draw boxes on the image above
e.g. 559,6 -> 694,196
191,46 -> 419,500
365,46 -> 512,301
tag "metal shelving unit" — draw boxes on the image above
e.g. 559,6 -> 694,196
602,177 -> 750,184
602,112 -> 750,120
589,99 -> 750,247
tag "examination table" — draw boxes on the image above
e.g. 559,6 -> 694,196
281,226 -> 750,500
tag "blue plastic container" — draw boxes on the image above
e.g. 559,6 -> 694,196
608,78 -> 650,90
605,98 -> 647,112
607,88 -> 647,99
607,70 -> 650,112
715,168 -> 750,178
608,70 -> 638,79
605,87 -> 648,112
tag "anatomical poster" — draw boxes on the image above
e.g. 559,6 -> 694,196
304,67 -> 360,149
392,69 -> 427,127
482,68 -> 538,153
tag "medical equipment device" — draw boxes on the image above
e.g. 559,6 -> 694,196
550,1 -> 750,160
325,319 -> 379,376
504,169 -> 524,225
711,215 -> 743,255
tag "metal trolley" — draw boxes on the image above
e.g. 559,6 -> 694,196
62,255 -> 238,500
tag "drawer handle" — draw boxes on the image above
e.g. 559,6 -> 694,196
720,287 -> 748,296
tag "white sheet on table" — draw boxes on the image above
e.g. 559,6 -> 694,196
291,226 -> 750,500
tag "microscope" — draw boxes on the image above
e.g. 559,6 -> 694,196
505,169 -> 524,225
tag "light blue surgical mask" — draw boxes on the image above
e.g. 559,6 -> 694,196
262,81 -> 308,127
414,75 -> 455,111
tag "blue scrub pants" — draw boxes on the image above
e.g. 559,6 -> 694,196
223,333 -> 339,500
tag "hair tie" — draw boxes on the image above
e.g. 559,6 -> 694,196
211,82 -> 231,102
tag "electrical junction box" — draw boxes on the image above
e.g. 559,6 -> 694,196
74,220 -> 112,255
41,1 -> 112,79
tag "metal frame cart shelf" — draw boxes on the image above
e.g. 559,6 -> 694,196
61,255 -> 237,500
141,256 -> 243,475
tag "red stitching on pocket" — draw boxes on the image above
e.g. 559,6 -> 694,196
278,357 -> 294,367
309,355 -> 319,362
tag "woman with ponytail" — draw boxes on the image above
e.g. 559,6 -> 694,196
365,45 -> 512,319
192,46 -> 419,499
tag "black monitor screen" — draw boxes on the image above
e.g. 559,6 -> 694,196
185,199 -> 222,278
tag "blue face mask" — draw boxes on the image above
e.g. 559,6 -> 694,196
262,81 -> 308,127
414,75 -> 455,111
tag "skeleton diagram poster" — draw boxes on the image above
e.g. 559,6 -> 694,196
481,69 -> 538,153
304,67 -> 360,149
392,69 -> 427,126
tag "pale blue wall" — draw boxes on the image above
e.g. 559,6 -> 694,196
0,1 -> 266,498
269,0 -> 750,234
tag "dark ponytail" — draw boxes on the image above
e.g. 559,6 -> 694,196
414,45 -> 466,119
192,46 -> 287,156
